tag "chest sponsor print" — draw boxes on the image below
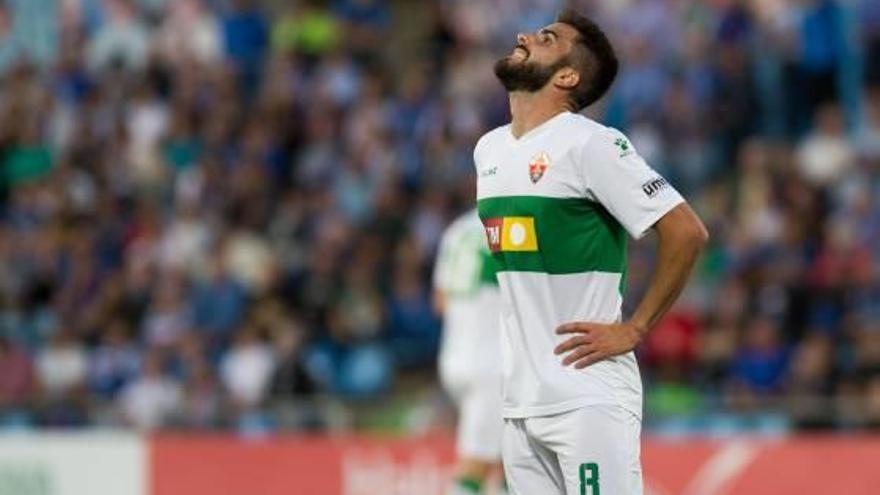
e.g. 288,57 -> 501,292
483,216 -> 538,253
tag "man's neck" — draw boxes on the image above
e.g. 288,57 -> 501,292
509,91 -> 570,139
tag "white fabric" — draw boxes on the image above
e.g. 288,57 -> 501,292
36,345 -> 88,396
121,377 -> 182,431
475,112 -> 683,419
496,271 -> 642,418
441,365 -> 503,461
580,126 -> 685,239
475,112 -> 683,236
220,344 -> 276,406
434,209 -> 503,460
502,405 -> 643,495
434,210 -> 503,380
433,210 -> 489,296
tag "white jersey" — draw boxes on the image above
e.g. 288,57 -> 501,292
474,112 -> 684,418
433,209 -> 502,381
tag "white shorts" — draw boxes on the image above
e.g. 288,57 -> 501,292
502,405 -> 643,495
441,366 -> 503,461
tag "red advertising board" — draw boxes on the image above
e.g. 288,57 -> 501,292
152,433 -> 880,495
151,434 -> 456,495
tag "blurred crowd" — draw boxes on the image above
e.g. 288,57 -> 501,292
0,0 -> 878,433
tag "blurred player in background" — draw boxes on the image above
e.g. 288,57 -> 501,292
476,9 -> 708,495
433,208 -> 506,495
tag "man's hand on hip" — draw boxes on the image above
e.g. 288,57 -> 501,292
553,321 -> 644,369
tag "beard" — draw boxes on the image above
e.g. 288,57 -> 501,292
494,53 -> 569,93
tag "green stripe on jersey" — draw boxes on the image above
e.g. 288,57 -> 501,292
479,250 -> 499,286
477,196 -> 627,275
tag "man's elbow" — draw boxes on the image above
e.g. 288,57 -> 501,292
688,219 -> 709,250
673,214 -> 709,251
656,203 -> 709,250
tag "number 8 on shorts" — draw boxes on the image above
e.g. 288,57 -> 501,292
579,463 -> 599,495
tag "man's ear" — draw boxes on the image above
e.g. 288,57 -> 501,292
554,67 -> 580,90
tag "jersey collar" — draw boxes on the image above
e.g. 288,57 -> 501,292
507,111 -> 572,145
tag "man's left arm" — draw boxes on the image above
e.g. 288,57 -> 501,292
554,202 -> 708,368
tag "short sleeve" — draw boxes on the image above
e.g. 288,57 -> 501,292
580,128 -> 684,239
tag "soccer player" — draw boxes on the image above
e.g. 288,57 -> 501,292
433,208 -> 505,495
475,9 -> 709,495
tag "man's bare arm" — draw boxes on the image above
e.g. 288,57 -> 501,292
628,202 -> 708,336
554,203 -> 708,368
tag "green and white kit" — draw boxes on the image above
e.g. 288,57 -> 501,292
476,111 -> 682,419
433,209 -> 503,461
476,111 -> 683,494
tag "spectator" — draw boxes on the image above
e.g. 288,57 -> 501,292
119,350 -> 182,430
855,85 -> 880,161
35,330 -> 88,400
222,228 -> 275,295
155,0 -> 222,67
179,352 -> 221,429
219,325 -> 275,410
191,253 -> 248,349
86,0 -> 150,73
89,319 -> 142,398
730,317 -> 791,395
268,320 -> 316,400
333,0 -> 390,59
141,277 -> 191,348
0,337 -> 35,418
786,332 -> 834,427
797,0 -> 846,117
0,4 -> 23,75
271,1 -> 341,57
797,103 -> 855,186
386,239 -> 441,369
220,0 -> 268,90
3,115 -> 53,187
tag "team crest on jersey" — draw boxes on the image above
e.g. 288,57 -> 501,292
528,152 -> 550,184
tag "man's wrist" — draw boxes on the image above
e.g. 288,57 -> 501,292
625,319 -> 649,341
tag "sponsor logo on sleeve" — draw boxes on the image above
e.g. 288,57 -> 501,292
641,177 -> 669,198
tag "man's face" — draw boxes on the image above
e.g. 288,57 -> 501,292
494,22 -> 580,93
